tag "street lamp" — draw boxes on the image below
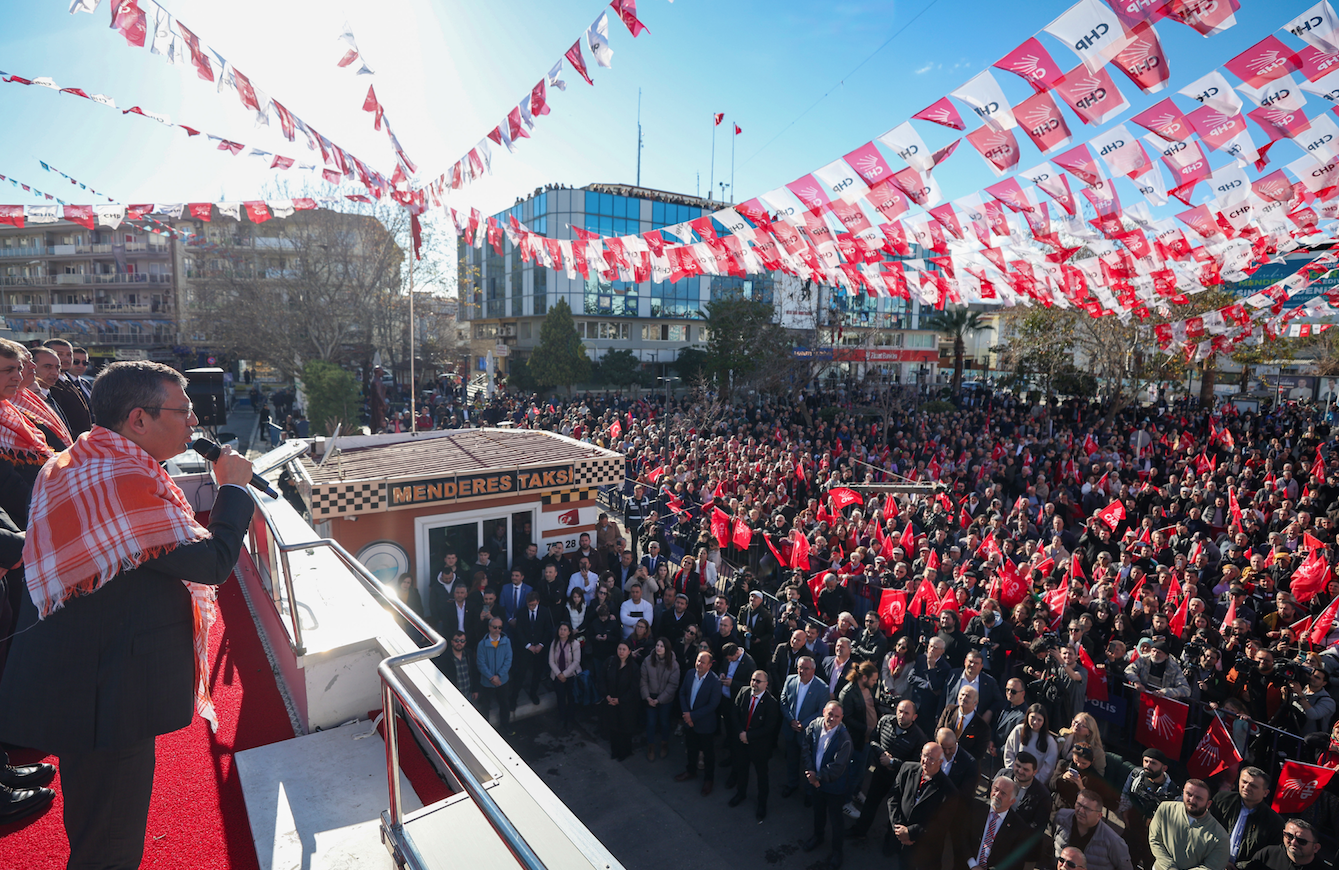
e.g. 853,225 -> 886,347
657,374 -> 679,465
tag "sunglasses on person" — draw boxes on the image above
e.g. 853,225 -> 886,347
1283,832 -> 1314,846
1059,859 -> 1081,869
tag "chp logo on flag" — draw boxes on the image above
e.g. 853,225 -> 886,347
1136,691 -> 1188,758
557,508 -> 580,526
1272,761 -> 1336,814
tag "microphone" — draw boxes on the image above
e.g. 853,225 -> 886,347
191,438 -> 279,498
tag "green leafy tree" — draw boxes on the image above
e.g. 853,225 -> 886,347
702,298 -> 795,397
673,347 -> 709,383
527,299 -> 591,395
595,348 -> 646,391
922,307 -> 992,395
505,356 -> 539,393
301,359 -> 361,436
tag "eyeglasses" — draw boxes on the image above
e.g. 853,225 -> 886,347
1282,833 -> 1313,846
1006,688 -> 1023,695
1074,802 -> 1101,814
1059,859 -> 1082,869
142,403 -> 194,416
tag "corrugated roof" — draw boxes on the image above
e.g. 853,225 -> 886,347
303,428 -> 621,485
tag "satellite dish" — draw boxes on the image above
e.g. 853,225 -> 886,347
317,423 -> 342,467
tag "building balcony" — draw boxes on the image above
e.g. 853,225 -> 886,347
55,273 -> 174,286
0,246 -> 46,259
2,303 -> 51,313
0,276 -> 53,287
95,302 -> 174,314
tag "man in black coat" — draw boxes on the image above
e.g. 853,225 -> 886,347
850,698 -> 928,839
509,591 -> 553,708
771,628 -> 807,698
727,669 -> 781,820
883,742 -> 958,865
40,340 -> 92,435
945,649 -> 1005,725
737,591 -> 774,660
937,685 -> 992,765
0,361 -> 254,868
955,775 -> 1035,870
937,726 -> 980,806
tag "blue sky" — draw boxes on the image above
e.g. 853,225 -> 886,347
0,0 -> 1326,280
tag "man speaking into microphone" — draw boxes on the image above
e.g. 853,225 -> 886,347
0,361 -> 255,869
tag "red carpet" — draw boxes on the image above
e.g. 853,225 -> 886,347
0,561 -> 295,869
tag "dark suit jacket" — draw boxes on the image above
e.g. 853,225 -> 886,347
512,605 -> 554,650
734,687 -> 781,760
888,761 -> 957,869
737,603 -> 773,657
942,746 -> 979,799
715,651 -> 756,706
955,802 -> 1035,870
0,485 -> 252,756
50,377 -> 92,436
771,643 -> 803,696
938,704 -> 991,763
678,668 -> 721,733
946,668 -> 1005,720
801,718 -> 853,794
838,679 -> 875,748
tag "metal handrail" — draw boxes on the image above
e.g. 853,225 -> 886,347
239,483 -> 543,869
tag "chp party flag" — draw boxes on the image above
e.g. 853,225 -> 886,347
1187,712 -> 1241,780
710,507 -> 731,549
1272,761 -> 1336,814
1097,499 -> 1126,529
829,487 -> 863,509
1136,691 -> 1189,758
731,517 -> 753,550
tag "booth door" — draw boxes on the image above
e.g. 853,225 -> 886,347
427,522 -> 478,590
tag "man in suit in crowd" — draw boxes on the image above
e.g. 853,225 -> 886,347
727,669 -> 781,821
955,776 -> 1034,870
802,701 -> 854,869
780,656 -> 831,800
1003,751 -> 1052,850
500,570 -> 532,629
883,741 -> 958,866
0,361 -> 253,867
772,629 -> 808,698
937,685 -> 991,764
435,581 -> 482,645
937,727 -> 979,807
945,649 -> 1004,726
715,643 -> 756,762
42,339 -> 92,434
639,539 -> 667,578
509,591 -> 552,708
849,698 -> 928,839
676,650 -> 722,795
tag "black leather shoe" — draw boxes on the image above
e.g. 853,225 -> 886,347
801,836 -> 823,853
0,784 -> 54,823
724,775 -> 738,790
728,793 -> 746,808
755,806 -> 767,821
0,762 -> 55,790
780,785 -> 797,798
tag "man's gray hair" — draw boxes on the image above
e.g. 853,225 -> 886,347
92,361 -> 186,430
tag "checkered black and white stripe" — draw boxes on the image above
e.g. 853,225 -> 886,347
310,481 -> 386,518
573,456 -> 624,487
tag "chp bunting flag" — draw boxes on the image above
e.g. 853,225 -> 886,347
829,487 -> 863,509
1136,691 -> 1189,758
731,517 -> 753,551
909,578 -> 940,617
1291,549 -> 1331,604
1188,712 -> 1241,780
1097,499 -> 1126,530
1310,594 -> 1339,646
1272,761 -> 1337,814
710,507 -> 731,549
878,588 -> 908,633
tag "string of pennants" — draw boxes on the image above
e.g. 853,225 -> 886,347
63,0 -> 656,209
444,0 -> 1339,333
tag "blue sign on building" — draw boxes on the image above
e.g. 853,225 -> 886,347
1224,260 -> 1336,309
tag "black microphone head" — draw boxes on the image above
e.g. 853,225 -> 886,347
192,438 -> 222,461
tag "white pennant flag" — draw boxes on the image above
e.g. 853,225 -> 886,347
587,12 -> 613,68
27,205 -> 58,224
1044,0 -> 1134,73
69,0 -> 100,12
951,70 -> 1017,131
1090,125 -> 1148,177
1301,68 -> 1339,103
148,2 -> 175,59
1209,162 -> 1251,207
268,200 -> 296,219
548,60 -> 567,92
1238,74 -> 1306,112
877,122 -> 933,171
1295,112 -> 1339,163
1285,2 -> 1339,54
158,203 -> 184,219
94,204 -> 126,229
812,158 -> 870,203
1179,70 -> 1242,116
217,202 -> 241,222
1131,163 -> 1169,206
476,138 -> 493,174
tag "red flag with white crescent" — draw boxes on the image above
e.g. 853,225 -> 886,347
878,588 -> 907,632
1168,587 -> 1191,636
1078,645 -> 1107,701
1272,761 -> 1336,814
909,578 -> 939,617
790,531 -> 810,571
1136,692 -> 1189,758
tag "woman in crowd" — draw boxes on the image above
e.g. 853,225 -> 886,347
548,622 -> 581,730
1002,702 -> 1059,784
603,641 -> 640,761
1057,711 -> 1106,776
639,637 -> 680,761
566,587 -> 588,636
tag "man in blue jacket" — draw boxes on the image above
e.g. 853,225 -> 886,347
780,656 -> 831,800
675,650 -> 722,795
476,617 -> 513,731
802,700 -> 853,869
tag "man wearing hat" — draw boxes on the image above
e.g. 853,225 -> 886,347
1119,748 -> 1179,870
738,590 -> 774,659
1126,638 -> 1191,699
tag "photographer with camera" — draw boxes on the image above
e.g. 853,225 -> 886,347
1025,638 -> 1087,726
1183,644 -> 1230,706
1282,661 -> 1334,735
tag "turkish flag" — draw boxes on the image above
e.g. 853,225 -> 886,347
830,487 -> 863,509
878,588 -> 908,633
1291,550 -> 1331,604
1137,692 -> 1189,758
1168,588 -> 1191,636
731,518 -> 753,551
1272,761 -> 1337,814
1070,553 -> 1086,582
1097,499 -> 1126,530
807,569 -> 830,604
710,508 -> 731,549
1084,433 -> 1098,455
927,548 -> 940,571
909,578 -> 939,617
899,521 -> 917,553
1219,595 -> 1238,636
1078,646 -> 1107,702
790,531 -> 811,571
609,419 -> 622,440
1310,594 -> 1339,646
646,466 -> 665,484
1188,713 -> 1240,780
939,586 -> 959,612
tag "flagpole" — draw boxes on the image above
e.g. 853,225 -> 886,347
409,222 -> 416,434
730,127 -> 735,204
709,114 -> 716,202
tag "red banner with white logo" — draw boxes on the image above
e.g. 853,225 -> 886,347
1136,692 -> 1189,759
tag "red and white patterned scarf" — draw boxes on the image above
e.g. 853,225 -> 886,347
13,387 -> 72,448
0,398 -> 55,468
23,426 -> 220,729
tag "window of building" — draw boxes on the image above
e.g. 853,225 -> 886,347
650,201 -> 700,228
533,266 -> 547,316
907,332 -> 937,349
519,321 -> 531,340
641,324 -> 686,342
474,323 -> 498,339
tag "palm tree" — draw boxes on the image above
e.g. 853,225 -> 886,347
923,307 -> 992,395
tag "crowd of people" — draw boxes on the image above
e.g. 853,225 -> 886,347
415,382 -> 1339,870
